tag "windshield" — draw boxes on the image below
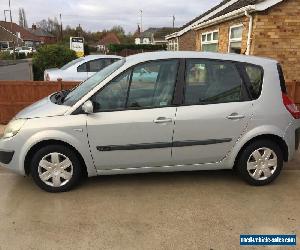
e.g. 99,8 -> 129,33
61,57 -> 85,70
63,58 -> 126,106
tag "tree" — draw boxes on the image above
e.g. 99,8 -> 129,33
110,26 -> 125,38
18,8 -> 28,28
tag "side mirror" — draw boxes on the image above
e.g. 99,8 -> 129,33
82,100 -> 94,114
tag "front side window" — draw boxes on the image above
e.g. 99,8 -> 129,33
229,25 -> 243,54
63,59 -> 126,106
91,71 -> 131,112
90,59 -> 179,112
127,60 -> 178,108
88,58 -> 120,72
184,59 -> 244,105
77,62 -> 88,72
201,31 -> 219,52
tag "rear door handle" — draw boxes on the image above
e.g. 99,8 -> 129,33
226,113 -> 245,120
154,117 -> 173,124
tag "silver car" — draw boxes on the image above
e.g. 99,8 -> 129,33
44,55 -> 122,81
0,52 -> 299,192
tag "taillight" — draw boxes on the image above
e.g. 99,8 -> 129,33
282,93 -> 300,119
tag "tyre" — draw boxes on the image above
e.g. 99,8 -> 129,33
30,144 -> 83,192
236,139 -> 283,186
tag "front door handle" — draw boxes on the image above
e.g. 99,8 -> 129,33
154,117 -> 173,124
226,113 -> 245,120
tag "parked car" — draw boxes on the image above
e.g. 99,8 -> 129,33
1,51 -> 299,192
9,46 -> 32,56
44,55 -> 122,82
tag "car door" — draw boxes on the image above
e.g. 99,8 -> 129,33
172,58 -> 253,165
86,59 -> 179,170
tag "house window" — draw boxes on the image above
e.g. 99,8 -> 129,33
201,30 -> 219,52
168,38 -> 178,51
229,24 -> 243,54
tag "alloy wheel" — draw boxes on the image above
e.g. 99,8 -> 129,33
247,147 -> 278,181
38,152 -> 73,187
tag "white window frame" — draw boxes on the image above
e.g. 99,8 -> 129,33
201,30 -> 219,52
168,38 -> 179,51
228,24 -> 243,53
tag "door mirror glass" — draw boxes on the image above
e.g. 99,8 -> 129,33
82,100 -> 94,114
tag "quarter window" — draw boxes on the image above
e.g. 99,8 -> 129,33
229,25 -> 243,54
244,64 -> 263,99
201,30 -> 219,52
184,59 -> 244,105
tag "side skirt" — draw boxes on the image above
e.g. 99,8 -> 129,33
96,162 -> 232,176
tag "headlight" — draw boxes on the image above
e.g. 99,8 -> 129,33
2,119 -> 27,139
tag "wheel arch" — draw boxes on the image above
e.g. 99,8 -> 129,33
233,134 -> 289,170
24,139 -> 88,177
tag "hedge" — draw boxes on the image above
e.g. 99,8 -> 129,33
108,44 -> 166,53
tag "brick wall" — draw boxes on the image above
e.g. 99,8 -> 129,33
0,81 -> 78,124
251,0 -> 300,84
178,30 -> 197,51
195,17 -> 249,53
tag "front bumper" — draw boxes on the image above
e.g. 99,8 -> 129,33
0,135 -> 25,175
0,150 -> 14,164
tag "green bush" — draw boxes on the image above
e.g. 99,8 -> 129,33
0,51 -> 13,60
108,44 -> 167,53
32,44 -> 77,80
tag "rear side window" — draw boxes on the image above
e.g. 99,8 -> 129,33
277,63 -> 287,94
184,59 -> 244,105
244,64 -> 264,99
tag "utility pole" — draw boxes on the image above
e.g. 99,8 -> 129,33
173,15 -> 176,28
59,13 -> 63,42
140,10 -> 143,33
8,0 -> 16,60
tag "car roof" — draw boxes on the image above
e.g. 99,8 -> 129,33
124,51 -> 278,66
83,54 -> 122,62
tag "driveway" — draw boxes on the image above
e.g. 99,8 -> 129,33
0,61 -> 33,80
0,124 -> 299,249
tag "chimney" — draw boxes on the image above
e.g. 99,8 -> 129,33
32,24 -> 37,30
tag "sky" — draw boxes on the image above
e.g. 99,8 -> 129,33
0,0 -> 222,33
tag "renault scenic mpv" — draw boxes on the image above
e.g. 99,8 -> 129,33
0,52 -> 299,192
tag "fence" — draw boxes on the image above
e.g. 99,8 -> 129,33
0,80 -> 78,124
0,80 -> 299,124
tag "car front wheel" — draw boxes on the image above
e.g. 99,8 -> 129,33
236,139 -> 283,186
30,145 -> 83,192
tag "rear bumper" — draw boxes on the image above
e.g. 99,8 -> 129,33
283,120 -> 300,161
295,128 -> 300,151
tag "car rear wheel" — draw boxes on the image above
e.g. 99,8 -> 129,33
236,139 -> 283,186
30,145 -> 83,192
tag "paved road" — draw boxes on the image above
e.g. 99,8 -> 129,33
0,61 -> 33,80
0,124 -> 299,249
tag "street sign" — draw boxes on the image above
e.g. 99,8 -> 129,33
70,37 -> 84,57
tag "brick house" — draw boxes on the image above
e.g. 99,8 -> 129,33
166,0 -> 300,85
29,24 -> 56,44
97,32 -> 121,53
0,21 -> 40,47
0,25 -> 23,49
